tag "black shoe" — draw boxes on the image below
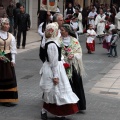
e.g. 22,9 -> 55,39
88,51 -> 92,54
41,112 -> 47,120
17,46 -> 20,49
108,55 -> 112,57
113,55 -> 118,58
1,102 -> 17,107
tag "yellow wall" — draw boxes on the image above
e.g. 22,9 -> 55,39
100,0 -> 110,4
74,0 -> 111,8
74,0 -> 84,8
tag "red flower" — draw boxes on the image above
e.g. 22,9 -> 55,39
105,24 -> 110,30
75,41 -> 79,44
67,48 -> 71,52
65,20 -> 71,24
63,63 -> 70,69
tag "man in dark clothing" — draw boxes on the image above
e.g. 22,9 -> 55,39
37,10 -> 47,31
64,3 -> 75,19
7,1 -> 15,33
82,7 -> 88,29
14,5 -> 31,49
0,4 -> 7,18
13,2 -> 21,37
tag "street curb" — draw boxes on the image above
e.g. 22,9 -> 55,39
84,56 -> 120,93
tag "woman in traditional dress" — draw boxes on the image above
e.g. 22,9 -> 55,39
86,24 -> 97,54
0,18 -> 18,107
95,9 -> 106,44
70,14 -> 79,40
60,24 -> 86,111
74,7 -> 83,34
39,22 -> 79,120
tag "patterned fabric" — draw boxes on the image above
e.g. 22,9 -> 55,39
0,18 -> 9,29
61,36 -> 84,78
45,22 -> 58,38
40,0 -> 57,12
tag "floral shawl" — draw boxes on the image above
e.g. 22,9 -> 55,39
60,36 -> 85,78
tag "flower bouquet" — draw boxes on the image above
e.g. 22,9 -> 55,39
63,62 -> 71,79
0,50 -> 10,63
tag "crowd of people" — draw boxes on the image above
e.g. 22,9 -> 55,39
0,2 -> 31,49
38,1 -> 120,119
38,1 -> 120,57
0,1 -> 120,120
64,1 -> 120,56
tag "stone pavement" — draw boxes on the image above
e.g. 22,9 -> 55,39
90,59 -> 120,99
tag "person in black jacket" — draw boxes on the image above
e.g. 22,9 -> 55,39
15,5 -> 31,49
13,2 -> 21,38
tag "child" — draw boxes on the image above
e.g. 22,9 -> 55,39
70,14 -> 79,40
86,24 -> 97,54
108,29 -> 119,57
103,19 -> 115,53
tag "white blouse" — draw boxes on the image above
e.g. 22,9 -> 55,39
0,30 -> 17,63
62,36 -> 71,46
86,29 -> 97,43
70,21 -> 79,30
46,38 -> 60,78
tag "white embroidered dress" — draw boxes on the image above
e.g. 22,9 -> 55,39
70,21 -> 79,40
39,38 -> 79,106
95,14 -> 106,36
77,13 -> 83,33
86,29 -> 97,43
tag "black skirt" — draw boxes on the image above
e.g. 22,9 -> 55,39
0,53 -> 18,103
69,65 -> 86,110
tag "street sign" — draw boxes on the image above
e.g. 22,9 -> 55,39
40,0 -> 57,12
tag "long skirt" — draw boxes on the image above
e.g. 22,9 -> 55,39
70,65 -> 86,110
103,40 -> 110,51
40,61 -> 79,116
43,102 -> 78,116
86,40 -> 95,52
0,53 -> 18,103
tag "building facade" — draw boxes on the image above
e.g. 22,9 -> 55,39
1,0 -> 63,29
1,0 -> 120,29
